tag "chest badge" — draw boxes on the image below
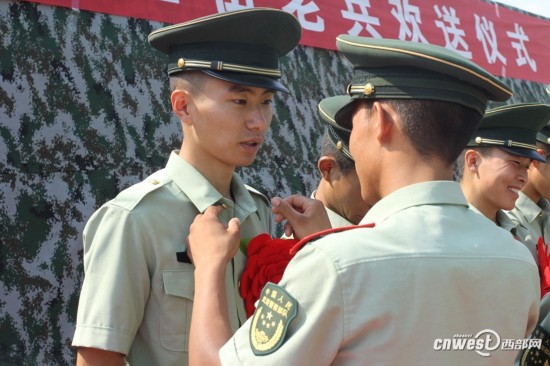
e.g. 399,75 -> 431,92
249,282 -> 298,355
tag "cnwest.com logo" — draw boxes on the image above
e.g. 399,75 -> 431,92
434,329 -> 541,357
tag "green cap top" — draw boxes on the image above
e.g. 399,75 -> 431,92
333,35 -> 512,128
318,95 -> 353,160
148,8 -> 302,92
467,103 -> 550,162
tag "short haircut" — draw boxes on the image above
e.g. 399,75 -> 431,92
385,99 -> 482,166
170,71 -> 207,93
319,131 -> 355,175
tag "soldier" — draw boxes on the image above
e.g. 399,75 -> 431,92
186,36 -> 540,365
506,119 -> 550,265
72,8 -> 301,366
279,96 -> 366,240
458,104 -> 548,232
505,118 -> 550,364
312,95 -> 370,226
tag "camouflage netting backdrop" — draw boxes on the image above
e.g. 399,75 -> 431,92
0,1 -> 548,365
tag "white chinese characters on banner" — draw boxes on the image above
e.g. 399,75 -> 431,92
507,23 -> 537,72
341,0 -> 382,38
434,5 -> 472,59
283,0 -> 325,32
389,0 -> 428,43
143,0 -> 544,82
187,0 -> 540,79
216,0 -> 254,13
475,14 -> 506,65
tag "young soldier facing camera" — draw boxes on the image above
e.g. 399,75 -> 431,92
72,8 -> 301,366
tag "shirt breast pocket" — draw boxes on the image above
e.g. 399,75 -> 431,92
161,268 -> 194,351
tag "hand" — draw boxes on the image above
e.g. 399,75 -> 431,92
272,195 -> 331,239
187,205 -> 241,269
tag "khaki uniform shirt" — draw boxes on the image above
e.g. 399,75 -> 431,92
220,181 -> 539,365
470,204 -> 521,238
506,193 -> 550,342
468,205 -> 531,242
72,151 -> 271,366
506,191 -> 550,264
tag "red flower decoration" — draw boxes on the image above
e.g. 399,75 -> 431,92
239,234 -> 298,318
537,236 -> 550,298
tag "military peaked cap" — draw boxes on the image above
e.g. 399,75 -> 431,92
318,95 -> 353,161
148,8 -> 302,92
467,103 -> 550,162
333,35 -> 512,128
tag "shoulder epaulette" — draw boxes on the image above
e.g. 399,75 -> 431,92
113,171 -> 171,211
245,184 -> 270,206
290,222 -> 375,255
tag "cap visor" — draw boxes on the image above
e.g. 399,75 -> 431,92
318,95 -> 353,132
334,99 -> 359,130
500,147 -> 545,163
202,70 -> 289,93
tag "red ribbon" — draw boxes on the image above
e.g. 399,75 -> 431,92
536,236 -> 550,298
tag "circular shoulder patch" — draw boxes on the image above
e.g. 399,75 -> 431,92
249,282 -> 298,355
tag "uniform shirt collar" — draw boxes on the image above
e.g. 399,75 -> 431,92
165,151 -> 257,219
360,181 -> 467,224
469,204 -> 520,235
496,210 -> 519,234
325,207 -> 353,228
514,191 -> 543,224
539,198 -> 550,212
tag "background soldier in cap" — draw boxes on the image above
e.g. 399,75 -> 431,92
281,96 -> 368,239
72,8 -> 301,366
458,103 -> 549,232
311,95 -> 370,226
186,36 -> 540,365
506,119 -> 550,267
505,118 -> 550,364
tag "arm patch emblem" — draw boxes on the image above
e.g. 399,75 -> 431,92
249,282 -> 297,355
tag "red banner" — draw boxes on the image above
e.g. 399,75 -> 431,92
25,0 -> 550,83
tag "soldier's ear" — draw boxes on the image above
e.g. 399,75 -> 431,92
464,149 -> 480,171
170,89 -> 191,123
373,101 -> 395,144
318,156 -> 337,182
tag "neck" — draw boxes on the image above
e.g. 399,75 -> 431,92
378,154 -> 453,198
316,182 -> 343,216
314,181 -> 329,207
460,181 -> 498,222
178,145 -> 234,200
473,202 -> 498,223
315,180 -> 345,217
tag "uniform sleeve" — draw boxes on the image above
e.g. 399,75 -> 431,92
220,244 -> 344,365
72,203 -> 151,353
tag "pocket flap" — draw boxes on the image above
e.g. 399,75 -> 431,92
162,269 -> 194,299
